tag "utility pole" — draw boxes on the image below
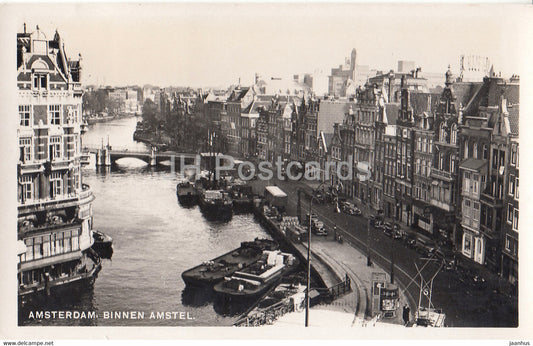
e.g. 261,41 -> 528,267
297,189 -> 302,224
367,218 -> 372,266
390,236 -> 395,284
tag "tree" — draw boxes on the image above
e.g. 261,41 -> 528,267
142,99 -> 158,129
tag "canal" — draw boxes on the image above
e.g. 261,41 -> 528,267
20,116 -> 271,326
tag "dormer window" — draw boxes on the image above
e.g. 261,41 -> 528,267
33,73 -> 48,90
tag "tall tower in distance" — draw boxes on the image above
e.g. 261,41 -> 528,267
350,48 -> 357,81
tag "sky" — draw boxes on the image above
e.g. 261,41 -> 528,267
5,3 -> 532,88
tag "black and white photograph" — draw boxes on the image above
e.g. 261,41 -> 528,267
0,2 -> 532,343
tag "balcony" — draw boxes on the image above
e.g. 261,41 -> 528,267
430,199 -> 454,212
431,168 -> 453,182
18,184 -> 94,215
480,191 -> 504,208
19,250 -> 83,272
434,140 -> 458,149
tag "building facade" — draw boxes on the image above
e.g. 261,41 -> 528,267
17,26 -> 100,297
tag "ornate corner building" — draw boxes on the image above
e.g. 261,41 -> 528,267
17,25 -> 100,300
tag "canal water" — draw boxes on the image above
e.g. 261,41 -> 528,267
20,116 -> 271,326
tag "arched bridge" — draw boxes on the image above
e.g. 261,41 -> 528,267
84,146 -> 198,167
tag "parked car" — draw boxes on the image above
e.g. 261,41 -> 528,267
403,233 -> 417,248
312,220 -> 328,236
304,212 -> 319,224
416,238 -> 437,258
392,224 -> 404,240
341,202 -> 361,216
382,223 -> 393,237
370,213 -> 384,228
374,219 -> 384,231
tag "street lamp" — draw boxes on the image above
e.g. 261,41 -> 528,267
305,180 -> 331,327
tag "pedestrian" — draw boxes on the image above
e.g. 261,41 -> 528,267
402,304 -> 410,326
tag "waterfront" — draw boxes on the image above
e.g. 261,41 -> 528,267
19,116 -> 271,326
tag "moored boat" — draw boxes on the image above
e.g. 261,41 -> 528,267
213,250 -> 299,300
198,188 -> 233,220
182,238 -> 278,287
91,230 -> 113,259
176,180 -> 198,206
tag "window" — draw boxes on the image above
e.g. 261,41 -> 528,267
429,139 -> 433,154
483,145 -> 488,160
463,233 -> 472,256
505,236 -> 511,251
19,137 -> 32,163
49,105 -> 61,125
509,175 -> 515,196
19,175 -> 33,202
473,143 -> 478,159
50,172 -> 62,198
516,178 -> 519,200
464,172 -> 471,193
19,105 -> 31,126
50,136 -> 61,160
492,148 -> 498,169
451,124 -> 457,144
439,153 -> 444,170
499,150 -> 505,167
513,209 -> 519,231
510,145 -> 517,166
416,159 -> 420,174
440,123 -> 447,143
32,73 -> 48,90
473,174 -> 479,194
465,142 -> 469,159
507,204 -> 513,224
450,155 -> 456,173
473,202 -> 480,221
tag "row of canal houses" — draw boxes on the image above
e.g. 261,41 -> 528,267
205,66 -> 519,283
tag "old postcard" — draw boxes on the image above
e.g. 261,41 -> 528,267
0,2 -> 532,343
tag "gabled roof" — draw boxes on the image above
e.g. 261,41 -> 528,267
408,92 -> 440,116
242,100 -> 271,114
228,87 -> 250,102
17,28 -> 80,83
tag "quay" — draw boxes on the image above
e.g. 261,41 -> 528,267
241,179 -> 413,327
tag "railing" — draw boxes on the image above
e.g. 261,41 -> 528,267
316,274 -> 351,303
234,295 -> 298,327
431,168 -> 453,181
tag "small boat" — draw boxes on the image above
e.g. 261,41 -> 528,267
229,183 -> 254,213
176,180 -> 198,206
198,188 -> 233,220
213,250 -> 299,300
182,238 -> 278,287
91,230 -> 113,259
